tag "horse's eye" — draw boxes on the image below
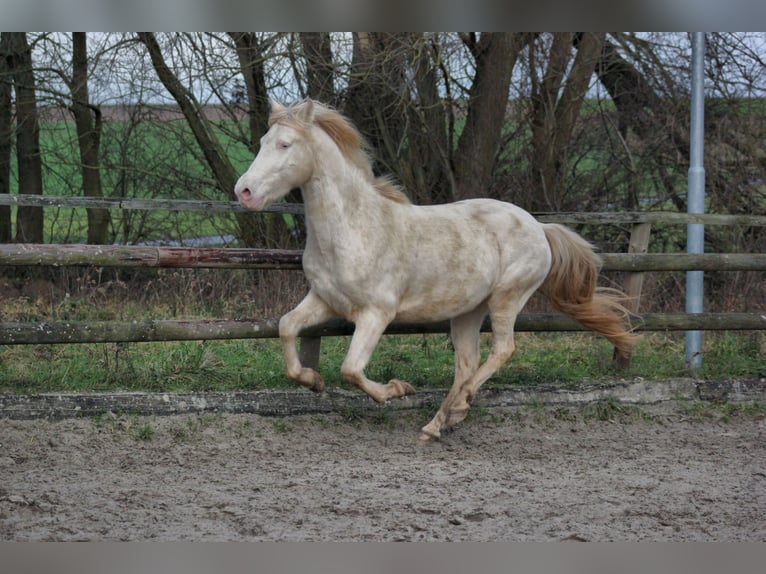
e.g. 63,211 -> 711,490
277,141 -> 291,150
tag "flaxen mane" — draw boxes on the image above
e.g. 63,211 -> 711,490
270,101 -> 410,205
373,175 -> 410,205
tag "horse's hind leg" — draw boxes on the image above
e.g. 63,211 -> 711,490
447,311 -> 517,428
341,308 -> 416,402
417,306 -> 485,442
279,290 -> 337,392
419,298 -> 522,442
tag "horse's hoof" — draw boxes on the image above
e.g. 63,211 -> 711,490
446,407 -> 469,428
417,428 -> 440,443
310,376 -> 325,393
301,369 -> 324,393
390,379 -> 416,397
310,382 -> 324,393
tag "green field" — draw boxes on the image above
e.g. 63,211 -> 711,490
7,117 -> 255,244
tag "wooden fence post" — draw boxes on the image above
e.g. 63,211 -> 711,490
614,222 -> 652,369
299,336 -> 322,371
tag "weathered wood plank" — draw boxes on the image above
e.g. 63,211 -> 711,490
2,194 -> 765,226
2,245 -> 764,272
0,193 -> 304,215
0,244 -> 303,269
1,313 -> 764,345
535,211 -> 766,227
0,319 -> 281,344
599,253 -> 766,272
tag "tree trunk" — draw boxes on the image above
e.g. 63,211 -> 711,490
300,32 -> 335,103
530,32 -> 605,210
5,32 -> 44,243
401,34 -> 455,204
0,34 -> 12,242
343,33 -> 454,204
452,33 -> 525,199
227,32 -> 270,153
228,32 -> 294,247
585,34 -> 661,139
138,33 -> 237,194
71,33 -> 110,244
345,33 -> 410,178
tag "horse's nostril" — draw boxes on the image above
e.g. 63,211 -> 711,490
239,188 -> 252,200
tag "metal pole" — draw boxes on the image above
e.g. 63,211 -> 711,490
686,32 -> 706,370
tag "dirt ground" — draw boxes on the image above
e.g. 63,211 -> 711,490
1,402 -> 765,541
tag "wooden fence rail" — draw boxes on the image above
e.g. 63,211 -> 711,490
1,243 -> 766,272
0,244 -> 303,269
2,313 -> 765,346
1,194 -> 764,369
2,194 -> 766,226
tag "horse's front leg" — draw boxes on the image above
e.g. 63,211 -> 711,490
279,290 -> 337,392
341,308 -> 416,402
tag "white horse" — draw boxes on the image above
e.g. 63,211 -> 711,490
235,99 -> 637,442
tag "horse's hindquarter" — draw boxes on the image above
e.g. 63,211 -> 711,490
393,200 -> 551,322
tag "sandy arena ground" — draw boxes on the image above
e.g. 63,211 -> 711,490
1,402 -> 765,541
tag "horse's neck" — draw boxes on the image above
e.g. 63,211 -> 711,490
301,154 -> 382,250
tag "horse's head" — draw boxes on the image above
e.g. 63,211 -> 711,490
235,99 -> 316,211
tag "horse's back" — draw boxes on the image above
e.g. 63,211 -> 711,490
408,198 -> 548,262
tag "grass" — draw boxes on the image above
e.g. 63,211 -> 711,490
1,329 -> 762,395
0,266 -> 763,396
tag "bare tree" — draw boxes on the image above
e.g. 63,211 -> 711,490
228,32 -> 271,153
343,33 -> 410,176
0,34 -> 12,242
341,33 -> 454,204
2,33 -> 45,243
339,33 -> 526,204
581,33 -> 692,211
528,32 -> 605,210
587,34 -> 663,140
300,32 -> 335,102
227,32 -> 295,246
138,32 -> 300,247
70,32 -> 110,244
138,32 -> 237,195
452,33 -> 526,200
398,33 -> 454,204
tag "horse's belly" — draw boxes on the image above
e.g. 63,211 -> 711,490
394,280 -> 491,322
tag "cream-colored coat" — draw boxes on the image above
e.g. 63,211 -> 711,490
235,99 -> 636,441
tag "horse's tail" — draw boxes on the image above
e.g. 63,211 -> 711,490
541,223 -> 639,358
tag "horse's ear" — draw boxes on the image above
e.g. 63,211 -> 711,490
295,99 -> 315,123
269,98 -> 286,114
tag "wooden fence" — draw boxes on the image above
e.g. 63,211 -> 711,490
1,194 -> 765,369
